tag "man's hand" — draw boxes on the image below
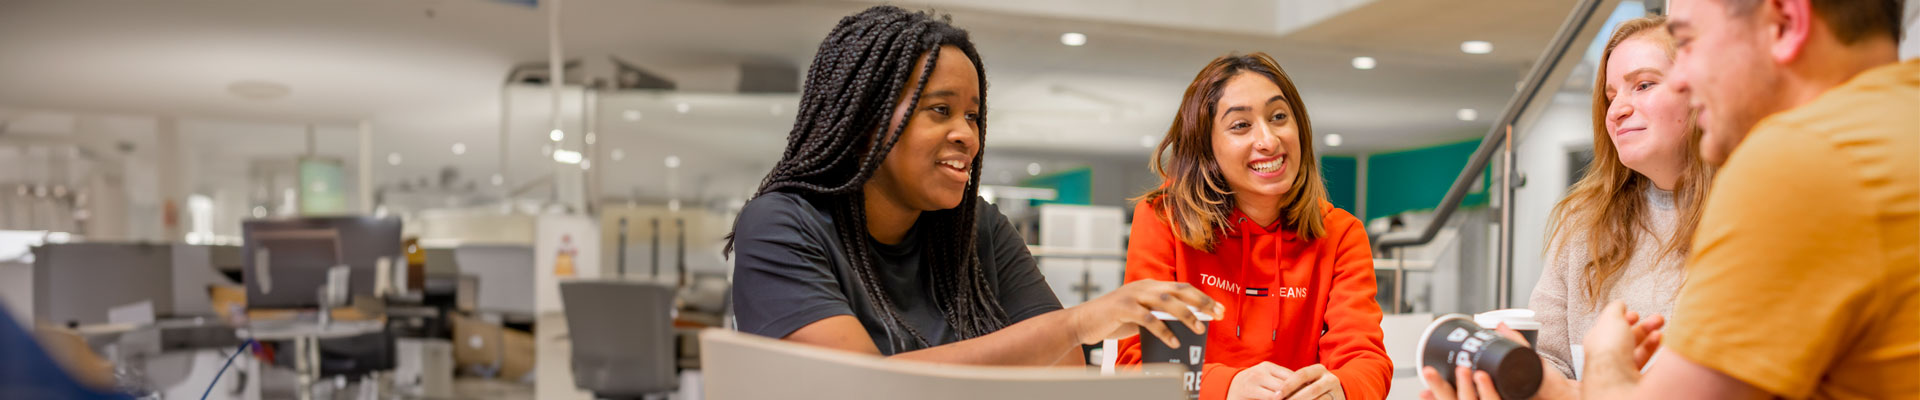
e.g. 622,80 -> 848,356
1276,364 -> 1345,400
1580,302 -> 1665,400
1582,302 -> 1665,373
1227,361 -> 1294,400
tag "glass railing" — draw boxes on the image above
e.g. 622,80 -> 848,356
1378,0 -> 1657,315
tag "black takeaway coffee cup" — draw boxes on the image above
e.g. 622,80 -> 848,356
1418,314 -> 1543,400
1139,307 -> 1212,400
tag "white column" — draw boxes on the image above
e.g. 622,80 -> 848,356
156,116 -> 183,241
548,0 -> 577,210
359,120 -> 373,214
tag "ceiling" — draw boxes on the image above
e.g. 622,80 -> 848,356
0,0 -> 1581,203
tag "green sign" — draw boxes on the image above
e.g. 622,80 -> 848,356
299,158 -> 350,215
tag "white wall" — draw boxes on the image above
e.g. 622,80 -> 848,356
414,210 -> 536,245
0,108 -> 369,242
0,261 -> 30,326
1903,0 -> 1919,60
1507,92 -> 1594,309
597,204 -> 735,282
454,244 -> 537,316
169,244 -> 237,317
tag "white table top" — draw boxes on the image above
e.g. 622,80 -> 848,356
237,319 -> 383,340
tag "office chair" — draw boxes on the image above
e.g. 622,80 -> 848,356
315,327 -> 395,378
560,281 -> 678,399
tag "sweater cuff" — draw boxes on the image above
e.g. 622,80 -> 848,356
1329,365 -> 1389,400
1539,352 -> 1576,379
1200,363 -> 1242,400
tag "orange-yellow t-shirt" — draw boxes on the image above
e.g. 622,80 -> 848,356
1666,60 -> 1919,399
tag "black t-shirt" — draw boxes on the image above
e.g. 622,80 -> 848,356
730,191 -> 1062,355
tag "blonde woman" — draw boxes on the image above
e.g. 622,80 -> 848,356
1422,16 -> 1713,400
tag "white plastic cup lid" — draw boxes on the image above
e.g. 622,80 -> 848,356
1150,305 -> 1215,321
1474,308 -> 1541,330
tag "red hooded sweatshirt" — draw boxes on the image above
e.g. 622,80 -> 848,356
1117,198 -> 1391,400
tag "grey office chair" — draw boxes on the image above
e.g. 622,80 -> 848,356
560,281 -> 679,400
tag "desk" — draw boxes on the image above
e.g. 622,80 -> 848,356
701,329 -> 1185,400
236,319 -> 383,400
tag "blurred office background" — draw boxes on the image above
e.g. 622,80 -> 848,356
0,0 -> 1913,399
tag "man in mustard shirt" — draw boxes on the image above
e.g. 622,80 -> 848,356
1580,0 -> 1916,399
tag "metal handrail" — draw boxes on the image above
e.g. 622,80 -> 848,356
1373,0 -> 1617,310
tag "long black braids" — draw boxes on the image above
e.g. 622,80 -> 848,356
725,6 -> 1007,351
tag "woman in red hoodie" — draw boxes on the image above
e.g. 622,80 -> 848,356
1117,52 -> 1391,400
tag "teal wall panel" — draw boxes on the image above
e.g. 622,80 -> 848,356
1320,156 -> 1358,213
1363,139 -> 1489,221
1022,167 -> 1093,205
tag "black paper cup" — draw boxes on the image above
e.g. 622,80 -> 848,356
1140,309 -> 1211,400
1418,314 -> 1543,400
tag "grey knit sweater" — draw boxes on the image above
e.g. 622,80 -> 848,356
1528,187 -> 1687,379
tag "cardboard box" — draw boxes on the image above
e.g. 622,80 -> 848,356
451,313 -> 535,381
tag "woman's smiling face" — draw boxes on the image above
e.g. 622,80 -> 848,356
867,45 -> 983,212
1210,72 -> 1302,206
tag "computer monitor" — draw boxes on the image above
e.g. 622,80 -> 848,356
242,216 -> 402,309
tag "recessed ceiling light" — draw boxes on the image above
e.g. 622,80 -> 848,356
1139,135 -> 1157,148
1457,108 -> 1479,121
387,153 -> 402,166
665,155 -> 682,169
553,149 -> 583,164
611,148 -> 625,161
1325,133 -> 1343,147
584,132 -> 596,145
1060,32 -> 1087,47
1461,40 -> 1493,54
451,142 -> 466,155
622,110 -> 643,121
580,159 -> 591,170
675,103 -> 691,114
1027,162 -> 1042,176
1351,57 -> 1377,70
549,129 -> 564,142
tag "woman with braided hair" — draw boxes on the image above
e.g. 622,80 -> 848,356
728,5 -> 1220,365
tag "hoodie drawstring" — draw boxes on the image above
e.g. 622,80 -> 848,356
1232,214 -> 1289,342
1235,216 -> 1249,338
1272,236 -> 1283,341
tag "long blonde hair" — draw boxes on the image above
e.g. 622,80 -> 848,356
1548,16 -> 1713,306
1138,52 -> 1328,251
